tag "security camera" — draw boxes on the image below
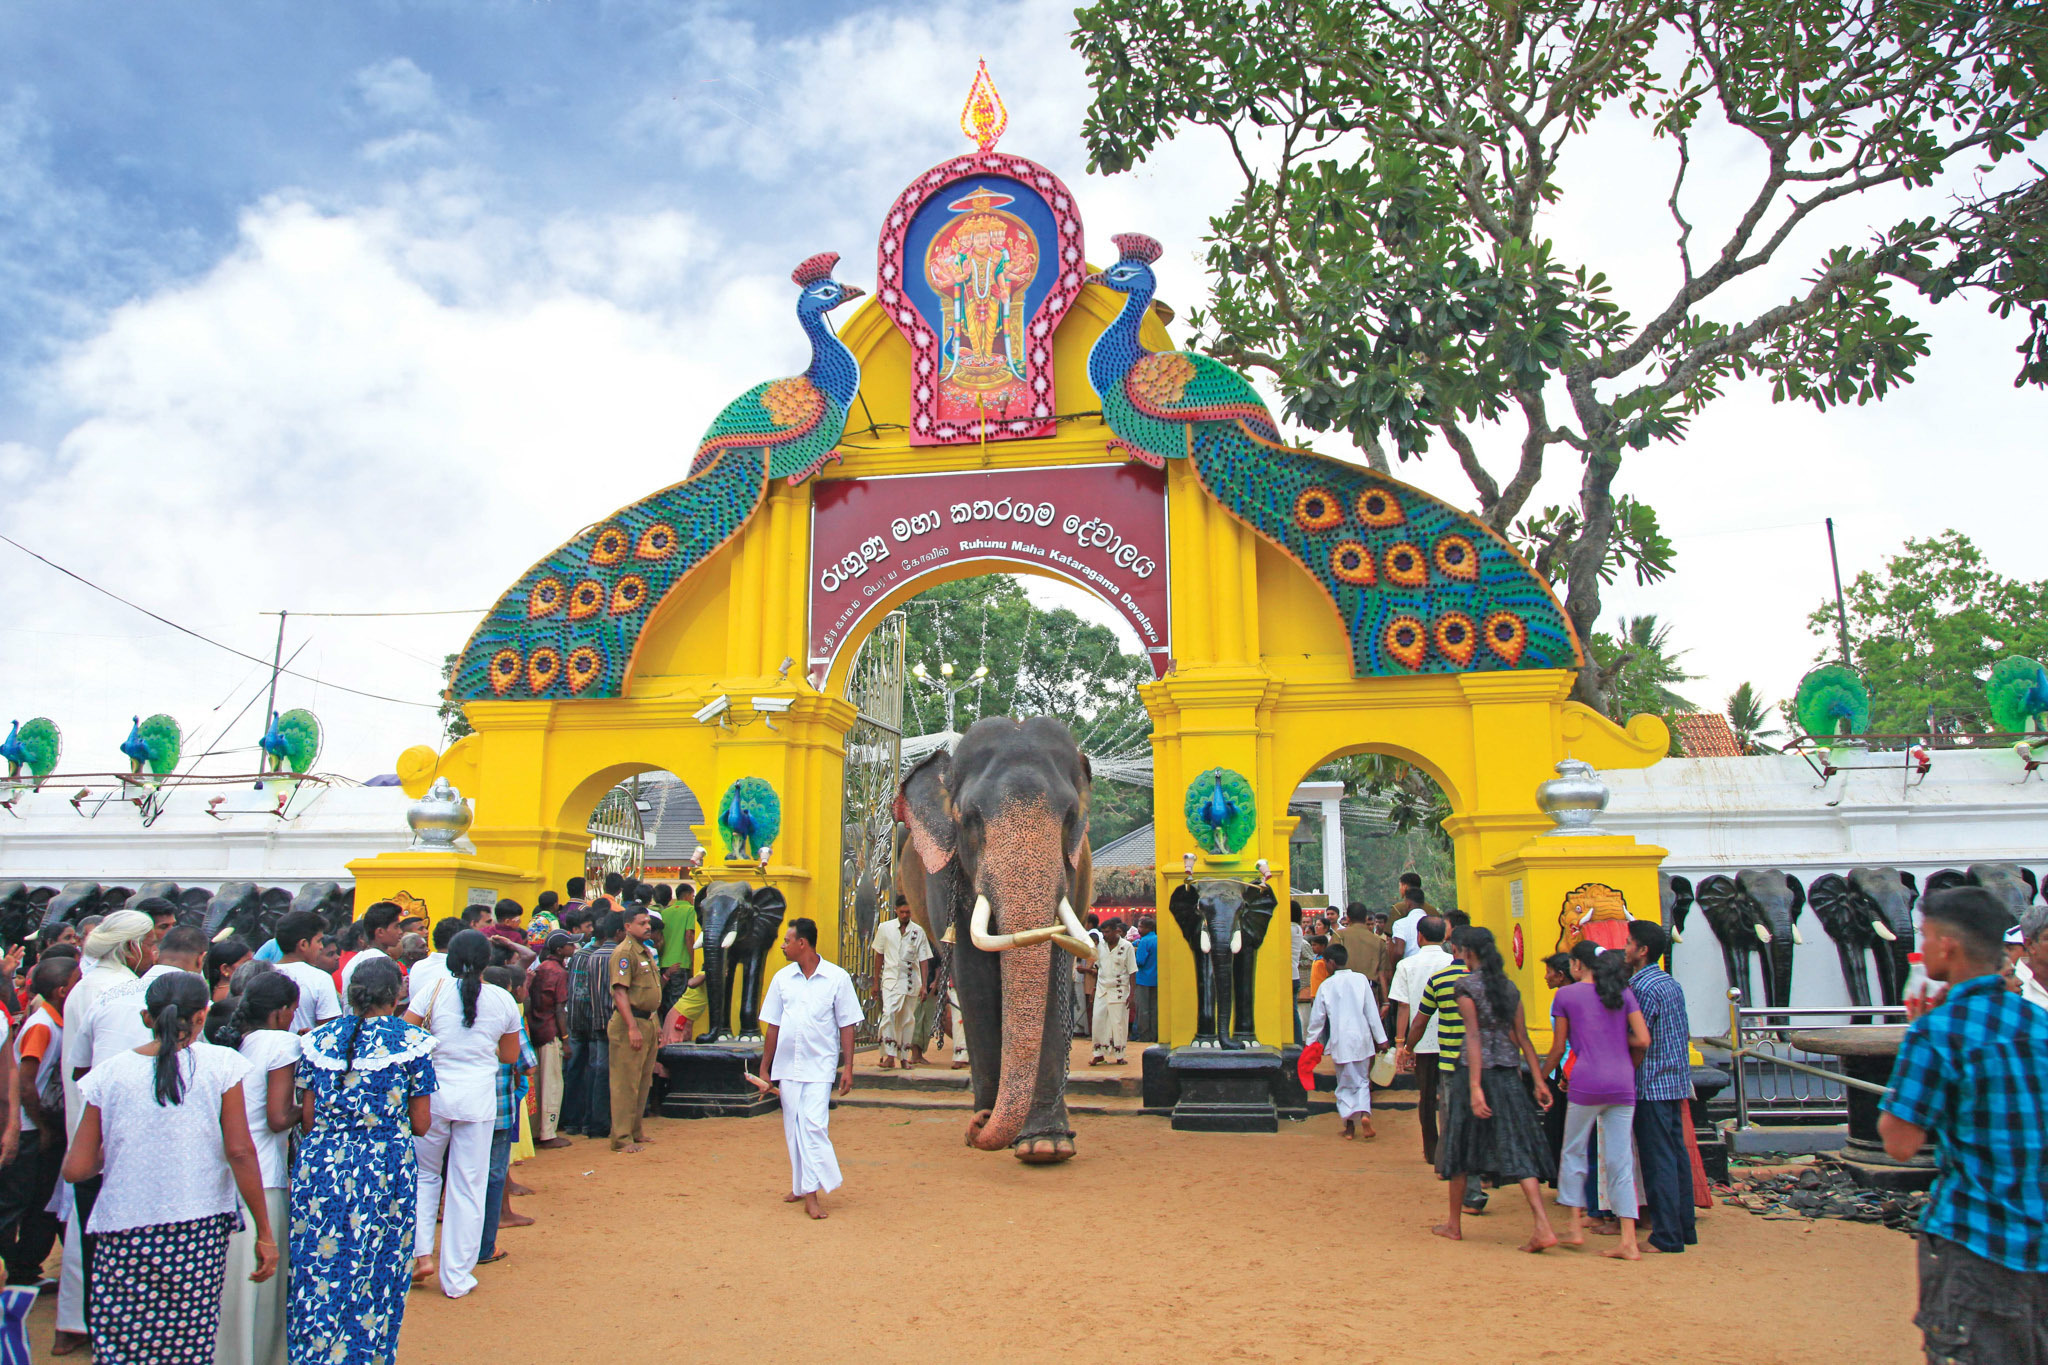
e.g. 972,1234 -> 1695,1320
750,697 -> 794,713
693,695 -> 730,725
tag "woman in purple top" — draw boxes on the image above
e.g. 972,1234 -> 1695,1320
1541,946 -> 1651,1258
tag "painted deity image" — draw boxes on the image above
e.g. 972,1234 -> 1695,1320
925,186 -> 1039,424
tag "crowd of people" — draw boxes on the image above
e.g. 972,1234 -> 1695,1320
0,871 -> 702,1363
1293,875 -> 1701,1259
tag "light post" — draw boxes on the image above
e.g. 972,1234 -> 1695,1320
911,659 -> 988,733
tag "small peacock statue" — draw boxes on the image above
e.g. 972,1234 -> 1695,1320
1794,664 -> 1870,741
121,714 -> 181,778
1987,656 -> 2048,734
258,709 -> 322,777
1194,770 -> 1239,854
1087,234 -> 1577,678
1,718 -> 61,791
448,253 -> 866,701
717,777 -> 782,862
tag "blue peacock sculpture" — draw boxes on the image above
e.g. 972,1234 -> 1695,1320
1987,656 -> 2048,734
1086,233 -> 1577,677
448,253 -> 865,701
1,718 -> 60,790
1794,664 -> 1870,740
121,714 -> 181,777
258,709 -> 322,776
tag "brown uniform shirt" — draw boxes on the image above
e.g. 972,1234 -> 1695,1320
609,935 -> 663,1018
1339,923 -> 1389,983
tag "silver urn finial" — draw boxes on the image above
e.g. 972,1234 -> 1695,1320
1537,758 -> 1610,836
407,776 -> 473,849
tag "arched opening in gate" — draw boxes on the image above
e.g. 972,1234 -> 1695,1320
1291,750 -> 1459,919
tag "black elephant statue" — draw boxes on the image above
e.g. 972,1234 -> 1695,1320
693,881 -> 787,1044
291,881 -> 352,934
1695,869 -> 1804,1012
1809,867 -> 1918,1008
1965,863 -> 2035,917
134,880 -> 179,914
39,882 -> 103,936
205,882 -> 264,944
895,716 -> 1096,1164
0,883 -> 34,948
176,887 -> 214,931
1659,872 -> 1694,971
99,886 -> 136,911
1166,878 -> 1279,1048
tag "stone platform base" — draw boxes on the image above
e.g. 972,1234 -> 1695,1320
1165,1046 -> 1284,1132
1824,1142 -> 1938,1193
658,1043 -> 778,1119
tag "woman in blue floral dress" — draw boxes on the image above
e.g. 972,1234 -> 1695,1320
289,956 -> 436,1364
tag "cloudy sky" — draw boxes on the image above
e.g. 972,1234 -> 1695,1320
0,0 -> 2038,782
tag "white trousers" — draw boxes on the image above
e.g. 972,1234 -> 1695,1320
56,1185 -> 82,1333
1559,1100 -> 1639,1219
537,1039 -> 563,1141
217,1187 -> 289,1365
414,1116 -> 493,1297
1092,992 -> 1130,1058
949,984 -> 968,1062
781,1080 -> 841,1196
1333,1059 -> 1375,1118
878,989 -> 918,1058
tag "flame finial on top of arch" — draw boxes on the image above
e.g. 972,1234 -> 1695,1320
960,58 -> 1008,153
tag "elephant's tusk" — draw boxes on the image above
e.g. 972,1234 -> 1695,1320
720,929 -> 738,950
1230,929 -> 1242,955
1057,898 -> 1091,942
1753,924 -> 1773,944
1871,921 -> 1898,941
1671,930 -> 1683,943
969,895 -> 1015,952
1051,933 -> 1094,959
1199,927 -> 1212,955
1792,926 -> 1805,946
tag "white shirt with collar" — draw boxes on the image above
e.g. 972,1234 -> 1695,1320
1392,907 -> 1428,955
759,957 -> 862,1084
408,952 -> 450,1012
2019,959 -> 2048,1012
60,954 -> 135,1138
77,963 -> 188,1074
1389,941 -> 1456,1052
1306,969 -> 1387,1065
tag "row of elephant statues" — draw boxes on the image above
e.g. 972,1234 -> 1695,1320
0,879 -> 355,953
1663,862 -> 2038,1011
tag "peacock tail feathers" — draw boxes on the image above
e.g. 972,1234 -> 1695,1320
450,447 -> 766,702
1794,664 -> 1870,739
1187,423 -> 1577,676
1184,767 -> 1257,856
686,378 -> 848,484
717,777 -> 782,860
3,718 -> 61,786
137,714 -> 181,776
1986,655 -> 2048,733
272,709 -> 321,774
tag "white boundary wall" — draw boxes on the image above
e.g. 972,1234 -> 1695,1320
1599,750 -> 2048,1036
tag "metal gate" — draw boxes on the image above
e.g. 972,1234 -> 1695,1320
839,612 -> 906,1041
585,775 -> 647,880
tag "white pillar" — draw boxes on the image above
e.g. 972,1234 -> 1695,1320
1292,780 -> 1347,904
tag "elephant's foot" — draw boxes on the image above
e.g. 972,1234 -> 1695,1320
1012,1135 -> 1074,1164
965,1109 -> 992,1147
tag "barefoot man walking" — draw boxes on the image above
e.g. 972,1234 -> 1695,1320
757,918 -> 860,1219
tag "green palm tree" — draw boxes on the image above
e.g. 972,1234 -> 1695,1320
1726,681 -> 1782,754
1592,614 -> 1699,723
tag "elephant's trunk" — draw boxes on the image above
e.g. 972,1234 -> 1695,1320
1208,951 -> 1236,1038
701,942 -> 729,1038
968,804 -> 1064,1153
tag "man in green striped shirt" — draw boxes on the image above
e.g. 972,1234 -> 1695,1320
1404,924 -> 1487,1212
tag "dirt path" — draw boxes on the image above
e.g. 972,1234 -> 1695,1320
377,1097 -> 1918,1365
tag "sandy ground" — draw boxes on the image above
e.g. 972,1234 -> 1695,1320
22,1070 -> 1922,1364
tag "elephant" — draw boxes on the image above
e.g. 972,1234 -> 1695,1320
205,883 -> 264,944
176,887 -> 215,932
1695,869 -> 1805,1012
1965,863 -> 2036,917
1809,869 -> 1919,1008
1659,873 -> 1694,971
1166,879 -> 1278,1048
133,880 -> 180,912
0,883 -> 34,948
291,881 -> 352,934
894,716 -> 1096,1164
693,881 -> 787,1043
39,882 -> 103,936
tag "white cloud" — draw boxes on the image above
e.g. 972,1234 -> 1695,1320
354,57 -> 439,121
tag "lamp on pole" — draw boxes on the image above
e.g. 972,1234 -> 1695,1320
911,659 -> 988,733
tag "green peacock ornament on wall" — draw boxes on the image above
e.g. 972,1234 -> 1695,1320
0,718 -> 60,791
1794,665 -> 1870,741
1987,656 -> 2048,734
1185,767 -> 1257,856
718,777 -> 782,863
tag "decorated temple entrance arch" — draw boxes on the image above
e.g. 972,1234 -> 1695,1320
355,76 -> 1671,1050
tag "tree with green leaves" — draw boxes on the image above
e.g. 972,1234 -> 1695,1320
902,576 -> 1155,846
1074,0 -> 2048,710
1725,681 -> 1781,753
1590,615 -> 1697,743
1808,529 -> 2048,733
438,653 -> 473,744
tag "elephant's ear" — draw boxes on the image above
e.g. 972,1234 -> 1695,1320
750,885 -> 788,921
893,750 -> 956,874
1168,881 -> 1201,937
1785,873 -> 1806,914
1243,881 -> 1278,918
894,823 -> 937,945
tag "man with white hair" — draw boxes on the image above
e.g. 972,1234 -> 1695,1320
51,906 -> 156,1354
2015,908 -> 2048,1011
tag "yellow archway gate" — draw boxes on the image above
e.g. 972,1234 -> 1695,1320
352,94 -> 1669,1048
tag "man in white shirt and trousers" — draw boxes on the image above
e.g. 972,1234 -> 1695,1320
1091,917 -> 1138,1065
1307,942 -> 1388,1140
869,898 -> 932,1069
757,917 -> 861,1220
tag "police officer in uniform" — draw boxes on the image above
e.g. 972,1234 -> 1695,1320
607,903 -> 664,1153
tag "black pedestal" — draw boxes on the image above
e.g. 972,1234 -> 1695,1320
1689,1065 -> 1732,1185
657,1043 -> 778,1119
1166,1046 -> 1282,1133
